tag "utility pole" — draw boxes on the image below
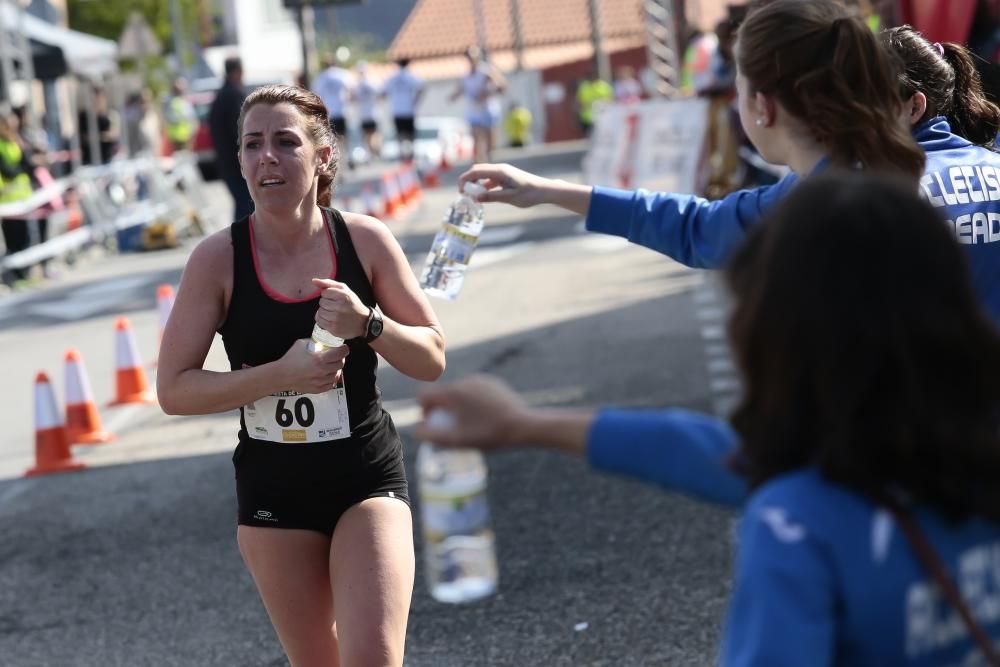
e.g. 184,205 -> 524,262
510,0 -> 524,71
473,0 -> 488,54
587,0 -> 611,82
295,4 -> 317,85
643,0 -> 682,97
168,0 -> 188,79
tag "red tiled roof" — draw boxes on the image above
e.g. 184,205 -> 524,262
388,0 -> 747,62
388,0 -> 646,60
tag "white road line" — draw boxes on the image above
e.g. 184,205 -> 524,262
0,478 -> 33,506
696,306 -> 726,320
700,324 -> 726,340
704,343 -> 730,357
471,243 -> 537,269
710,376 -> 741,393
478,226 -> 525,246
713,394 -> 740,417
707,357 -> 735,374
576,235 -> 631,253
692,289 -> 717,304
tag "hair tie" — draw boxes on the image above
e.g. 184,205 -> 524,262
933,42 -> 944,56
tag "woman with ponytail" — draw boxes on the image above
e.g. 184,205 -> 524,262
884,26 -> 1000,322
460,0 -> 922,268
157,84 -> 445,665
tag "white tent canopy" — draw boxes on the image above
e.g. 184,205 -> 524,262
1,3 -> 118,80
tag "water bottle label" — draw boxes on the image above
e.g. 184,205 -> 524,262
421,489 -> 491,539
430,226 -> 478,266
243,380 -> 350,443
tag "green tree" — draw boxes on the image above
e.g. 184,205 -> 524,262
66,0 -> 206,55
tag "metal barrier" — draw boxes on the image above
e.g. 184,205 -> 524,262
0,152 -> 216,280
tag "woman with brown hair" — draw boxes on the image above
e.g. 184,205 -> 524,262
883,25 -> 1000,323
460,0 -> 923,267
418,171 -> 1000,664
157,84 -> 445,665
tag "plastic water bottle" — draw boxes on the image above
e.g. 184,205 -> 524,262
419,181 -> 487,300
417,410 -> 499,603
308,323 -> 343,353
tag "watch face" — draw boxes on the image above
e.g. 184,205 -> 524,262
370,318 -> 383,337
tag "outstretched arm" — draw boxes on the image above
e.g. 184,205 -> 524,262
416,376 -> 747,507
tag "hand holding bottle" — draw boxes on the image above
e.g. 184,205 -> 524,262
312,278 -> 369,341
276,338 -> 348,394
416,375 -> 528,451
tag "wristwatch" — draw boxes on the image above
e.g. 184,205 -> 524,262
363,306 -> 384,343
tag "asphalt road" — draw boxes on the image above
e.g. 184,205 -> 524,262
0,147 -> 738,666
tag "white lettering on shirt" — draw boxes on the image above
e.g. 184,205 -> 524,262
905,542 -> 1000,659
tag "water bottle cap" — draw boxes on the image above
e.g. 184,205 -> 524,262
425,409 -> 456,430
462,181 -> 486,198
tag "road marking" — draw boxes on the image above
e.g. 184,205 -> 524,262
700,324 -> 725,340
479,226 -> 524,246
24,275 -> 155,321
0,479 -> 33,506
472,243 -> 537,269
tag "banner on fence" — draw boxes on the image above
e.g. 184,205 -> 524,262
583,98 -> 710,196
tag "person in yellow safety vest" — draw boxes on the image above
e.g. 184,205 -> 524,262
576,73 -> 613,136
0,111 -> 35,282
504,101 -> 532,148
0,114 -> 32,204
163,78 -> 198,152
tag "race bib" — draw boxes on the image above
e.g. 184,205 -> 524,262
244,383 -> 350,443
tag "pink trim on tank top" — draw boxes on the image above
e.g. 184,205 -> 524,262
248,211 -> 338,303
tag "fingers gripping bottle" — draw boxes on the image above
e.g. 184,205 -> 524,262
417,410 -> 499,603
419,181 -> 487,300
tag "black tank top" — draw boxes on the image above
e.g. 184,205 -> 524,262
219,207 -> 390,446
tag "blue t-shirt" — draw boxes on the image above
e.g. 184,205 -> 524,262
721,468 -> 1000,666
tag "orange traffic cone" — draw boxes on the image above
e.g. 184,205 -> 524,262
109,317 -> 155,406
64,349 -> 115,444
381,170 -> 404,218
361,185 -> 381,218
157,284 -> 175,343
422,164 -> 441,188
26,372 -> 86,476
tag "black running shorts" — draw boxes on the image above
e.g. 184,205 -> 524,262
233,418 -> 409,537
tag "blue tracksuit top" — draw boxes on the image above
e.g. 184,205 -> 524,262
721,468 -> 1000,666
584,118 -> 1000,505
585,116 -> 1000,320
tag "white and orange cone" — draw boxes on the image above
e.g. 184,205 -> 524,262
381,170 -> 404,218
156,284 -> 175,343
361,185 -> 381,218
109,317 -> 155,406
26,372 -> 86,476
64,349 -> 115,444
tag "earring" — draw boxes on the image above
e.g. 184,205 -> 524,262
755,118 -> 765,127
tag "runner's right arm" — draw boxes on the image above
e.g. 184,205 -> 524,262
156,232 -> 347,416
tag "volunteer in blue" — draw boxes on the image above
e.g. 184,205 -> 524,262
886,25 -> 1000,322
442,24 -> 1000,514
157,84 -> 445,667
460,0 -> 924,268
418,171 -> 1000,666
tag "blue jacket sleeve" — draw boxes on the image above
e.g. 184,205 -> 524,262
586,408 -> 746,507
585,176 -> 798,269
719,503 -> 836,667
